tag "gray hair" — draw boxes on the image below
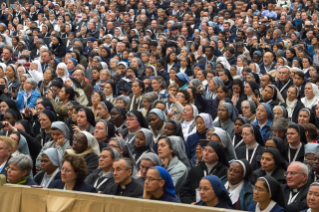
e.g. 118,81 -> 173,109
143,91 -> 158,103
270,117 -> 288,131
290,161 -> 308,176
116,157 -> 134,175
40,46 -> 49,51
279,66 -> 290,73
100,69 -> 111,77
8,154 -> 33,176
274,29 -> 282,34
246,27 -> 254,33
21,50 -> 30,56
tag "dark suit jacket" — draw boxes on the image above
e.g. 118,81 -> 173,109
281,183 -> 309,212
0,156 -> 11,179
24,178 -> 38,186
102,178 -> 143,197
236,145 -> 264,171
48,179 -> 97,193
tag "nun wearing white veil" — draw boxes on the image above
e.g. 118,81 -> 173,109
301,83 -> 319,109
56,62 -> 69,82
29,60 -> 44,83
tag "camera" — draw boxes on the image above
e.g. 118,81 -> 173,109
163,93 -> 170,98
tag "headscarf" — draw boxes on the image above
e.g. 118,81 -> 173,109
176,72 -> 190,84
231,159 -> 254,184
273,106 -> 288,118
205,141 -> 230,167
288,123 -> 307,144
0,99 -> 21,119
149,108 -> 166,122
31,60 -> 43,74
220,102 -> 237,122
212,128 -> 237,161
269,136 -> 287,157
216,57 -> 231,70
135,128 -> 155,148
0,63 -> 6,74
98,100 -> 114,113
247,81 -> 259,94
96,120 -> 115,140
250,125 -> 265,146
241,100 -> 257,114
203,175 -> 232,207
167,120 -> 184,140
40,110 -> 57,123
256,176 -> 286,209
56,62 -> 69,80
16,120 -> 34,137
51,121 -> 69,140
263,148 -> 287,170
141,152 -> 164,167
4,108 -> 20,121
196,113 -> 214,129
80,108 -> 96,126
42,148 -> 62,169
80,131 -> 101,156
259,103 -> 274,121
155,166 -> 176,197
168,136 -> 191,169
128,110 -> 148,128
212,77 -> 224,87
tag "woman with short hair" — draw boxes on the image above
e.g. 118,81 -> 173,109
7,154 -> 37,185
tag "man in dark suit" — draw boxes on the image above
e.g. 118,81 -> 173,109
0,136 -> 14,179
281,162 -> 309,212
102,158 -> 143,197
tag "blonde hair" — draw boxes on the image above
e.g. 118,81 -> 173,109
0,136 -> 15,151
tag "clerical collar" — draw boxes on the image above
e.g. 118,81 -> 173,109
292,188 -> 298,192
120,185 -> 126,189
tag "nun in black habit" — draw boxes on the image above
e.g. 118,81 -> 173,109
259,84 -> 282,108
123,110 -> 148,144
235,124 -> 265,171
247,176 -> 286,212
180,141 -> 229,204
221,159 -> 255,211
232,117 -> 250,150
253,148 -> 287,184
285,123 -> 307,163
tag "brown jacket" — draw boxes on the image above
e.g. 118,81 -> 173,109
82,80 -> 93,98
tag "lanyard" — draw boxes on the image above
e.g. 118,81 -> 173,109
288,143 -> 302,163
288,191 -> 300,204
280,79 -> 291,93
126,134 -> 136,144
246,144 -> 259,164
41,168 -> 59,187
233,137 -> 243,149
94,177 -> 109,189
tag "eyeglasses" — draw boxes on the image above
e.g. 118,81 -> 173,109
241,133 -> 251,137
253,187 -> 265,192
108,144 -> 119,149
100,155 -> 108,159
284,171 -> 301,176
176,95 -> 185,98
61,168 -> 73,173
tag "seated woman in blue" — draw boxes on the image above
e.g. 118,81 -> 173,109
48,154 -> 97,193
195,175 -> 233,209
247,176 -> 285,212
141,166 -> 178,202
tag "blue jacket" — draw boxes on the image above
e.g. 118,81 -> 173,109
270,37 -> 284,44
252,120 -> 272,143
49,179 -> 97,193
247,203 -> 285,212
186,131 -> 206,160
24,178 -> 38,186
15,89 -> 41,111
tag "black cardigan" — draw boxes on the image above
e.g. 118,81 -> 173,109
253,166 -> 286,185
